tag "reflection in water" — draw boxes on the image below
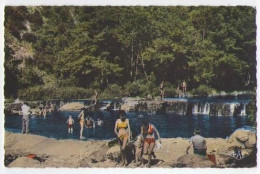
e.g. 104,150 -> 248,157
5,110 -> 251,140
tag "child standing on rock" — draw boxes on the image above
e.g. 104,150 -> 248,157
67,116 -> 74,134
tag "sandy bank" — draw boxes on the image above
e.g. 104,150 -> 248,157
4,130 -> 256,168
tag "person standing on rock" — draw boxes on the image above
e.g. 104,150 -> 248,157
114,110 -> 131,166
78,108 -> 85,139
67,116 -> 74,134
21,102 -> 31,134
141,117 -> 161,167
159,81 -> 164,100
186,129 -> 207,156
182,80 -> 187,94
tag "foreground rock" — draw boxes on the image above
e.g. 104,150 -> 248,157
5,129 -> 256,168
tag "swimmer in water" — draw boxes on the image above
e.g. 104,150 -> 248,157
67,116 -> 74,133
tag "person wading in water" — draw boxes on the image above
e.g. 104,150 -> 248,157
78,108 -> 85,139
114,110 -> 131,166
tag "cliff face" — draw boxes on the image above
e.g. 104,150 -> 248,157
4,129 -> 256,168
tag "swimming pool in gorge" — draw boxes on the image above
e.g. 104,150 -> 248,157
5,109 -> 252,140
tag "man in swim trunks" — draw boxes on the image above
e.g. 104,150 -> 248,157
186,129 -> 207,156
67,116 -> 74,133
141,117 -> 161,167
114,110 -> 131,166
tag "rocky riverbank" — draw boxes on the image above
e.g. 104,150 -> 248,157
4,129 -> 256,168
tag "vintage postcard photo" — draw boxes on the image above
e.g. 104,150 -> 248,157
1,2 -> 257,172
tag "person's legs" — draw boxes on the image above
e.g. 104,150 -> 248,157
80,124 -> 83,138
25,119 -> 29,134
147,142 -> 155,167
117,138 -> 125,165
121,135 -> 129,166
135,147 -> 141,165
143,141 -> 149,155
162,90 -> 164,99
21,119 -> 25,133
71,127 -> 73,134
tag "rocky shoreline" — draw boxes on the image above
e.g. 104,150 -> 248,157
4,129 -> 256,168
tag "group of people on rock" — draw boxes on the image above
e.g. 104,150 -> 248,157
160,80 -> 187,99
114,110 -> 161,167
113,110 -> 209,167
20,103 -> 208,168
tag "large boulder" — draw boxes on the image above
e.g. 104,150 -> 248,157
8,157 -> 41,167
172,154 -> 215,168
106,142 -> 135,164
227,130 -> 256,149
59,102 -> 84,111
244,132 -> 256,149
215,129 -> 256,167
106,145 -> 121,162
89,144 -> 110,163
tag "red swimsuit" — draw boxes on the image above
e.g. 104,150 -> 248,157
145,124 -> 155,144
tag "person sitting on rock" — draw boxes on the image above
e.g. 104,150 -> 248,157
186,129 -> 207,156
141,117 -> 161,167
114,110 -> 131,166
67,116 -> 74,134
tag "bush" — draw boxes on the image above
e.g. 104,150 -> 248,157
123,81 -> 142,97
99,84 -> 124,99
164,82 -> 177,98
191,85 -> 216,97
18,86 -> 94,100
246,94 -> 256,127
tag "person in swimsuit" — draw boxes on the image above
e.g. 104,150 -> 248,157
78,108 -> 85,139
85,115 -> 95,128
67,116 -> 74,133
182,80 -> 187,93
114,110 -> 131,166
85,115 -> 95,137
141,117 -> 161,167
159,81 -> 164,100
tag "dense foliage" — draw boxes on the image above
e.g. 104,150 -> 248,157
4,6 -> 256,100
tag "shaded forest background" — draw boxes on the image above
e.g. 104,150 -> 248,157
4,6 -> 256,101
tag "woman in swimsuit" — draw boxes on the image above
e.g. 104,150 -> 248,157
78,108 -> 85,139
141,117 -> 161,167
114,110 -> 131,166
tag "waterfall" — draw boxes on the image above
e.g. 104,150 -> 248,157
202,103 -> 210,115
192,103 -> 199,114
230,103 -> 236,115
240,104 -> 246,116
